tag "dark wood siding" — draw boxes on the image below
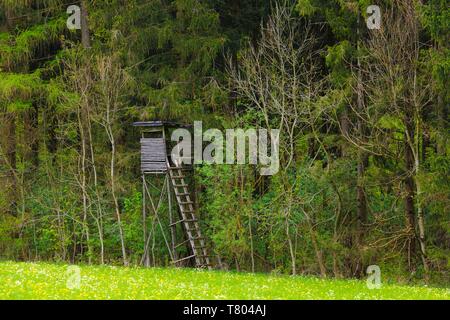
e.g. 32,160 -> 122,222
141,138 -> 167,172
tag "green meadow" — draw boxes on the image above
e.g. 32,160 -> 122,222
0,262 -> 448,300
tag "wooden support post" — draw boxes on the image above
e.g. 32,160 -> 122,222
167,174 -> 178,263
142,174 -> 149,267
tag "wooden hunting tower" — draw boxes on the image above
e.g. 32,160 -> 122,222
133,121 -> 211,269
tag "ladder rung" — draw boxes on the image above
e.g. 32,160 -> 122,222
190,236 -> 204,241
175,239 -> 189,249
179,201 -> 194,205
169,167 -> 192,171
174,236 -> 204,249
169,219 -> 197,227
171,175 -> 185,179
169,220 -> 182,227
175,192 -> 190,196
194,251 -> 209,257
172,254 -> 196,264
173,184 -> 188,188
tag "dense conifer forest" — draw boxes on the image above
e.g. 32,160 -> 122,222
0,0 -> 448,285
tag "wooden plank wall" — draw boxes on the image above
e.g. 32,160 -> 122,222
141,138 -> 167,172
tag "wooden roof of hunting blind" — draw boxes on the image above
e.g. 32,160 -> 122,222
133,121 -> 192,128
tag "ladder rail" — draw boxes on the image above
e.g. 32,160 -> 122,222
168,165 -> 211,269
170,168 -> 203,267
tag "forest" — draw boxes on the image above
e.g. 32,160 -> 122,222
0,0 -> 448,286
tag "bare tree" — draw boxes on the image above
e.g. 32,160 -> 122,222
227,1 -> 327,276
228,2 -> 324,169
343,1 -> 430,276
95,54 -> 130,266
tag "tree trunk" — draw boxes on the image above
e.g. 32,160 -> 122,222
285,213 -> 296,275
23,103 -> 39,169
355,13 -> 368,275
0,112 -> 17,215
80,1 -> 91,48
339,105 -> 350,157
109,130 -> 127,266
415,107 -> 429,279
415,162 -> 429,278
86,108 -> 105,264
436,94 -> 447,155
404,118 -> 417,269
77,107 -> 92,264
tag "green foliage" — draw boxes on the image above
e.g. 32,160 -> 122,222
197,164 -> 255,264
0,72 -> 42,102
420,0 -> 450,46
296,0 -> 316,16
0,17 -> 66,70
90,0 -> 227,120
325,40 -> 354,86
0,0 -> 448,288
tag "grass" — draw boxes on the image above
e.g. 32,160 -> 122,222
0,261 -> 448,300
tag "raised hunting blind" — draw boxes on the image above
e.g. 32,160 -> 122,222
133,121 -> 211,269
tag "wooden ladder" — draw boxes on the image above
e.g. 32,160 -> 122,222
168,166 -> 211,269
